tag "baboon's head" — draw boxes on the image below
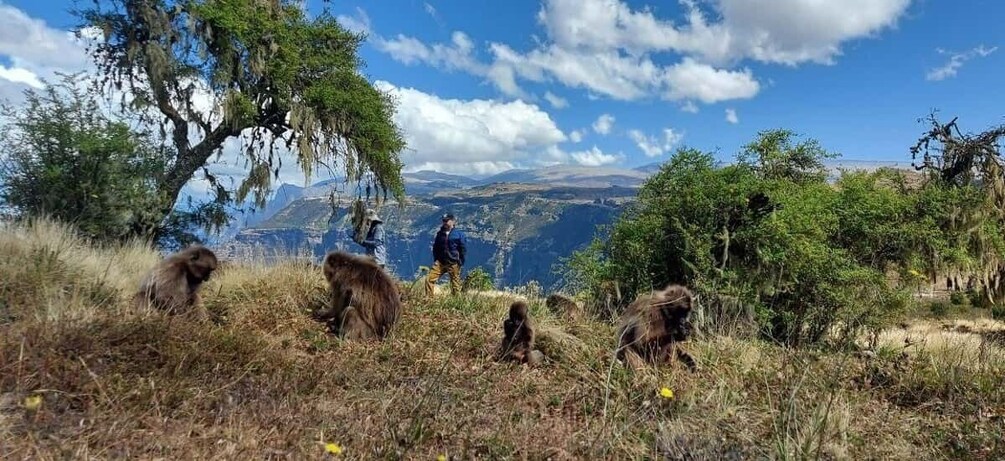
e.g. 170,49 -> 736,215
657,285 -> 693,340
185,245 -> 218,283
509,301 -> 529,321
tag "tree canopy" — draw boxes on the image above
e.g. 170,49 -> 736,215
76,0 -> 406,241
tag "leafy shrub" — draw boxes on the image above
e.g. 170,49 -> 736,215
949,291 -> 967,306
0,74 -> 229,249
463,267 -> 494,292
566,130 -> 921,347
929,301 -> 951,318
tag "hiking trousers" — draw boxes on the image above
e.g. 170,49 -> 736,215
425,260 -> 462,295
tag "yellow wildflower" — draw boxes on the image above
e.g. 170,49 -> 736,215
324,443 -> 343,455
437,455 -> 448,461
659,387 -> 674,399
908,269 -> 922,277
23,395 -> 42,410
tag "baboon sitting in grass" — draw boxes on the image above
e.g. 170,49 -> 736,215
615,284 -> 697,370
546,293 -> 582,320
313,251 -> 402,340
498,301 -> 545,366
132,245 -> 218,318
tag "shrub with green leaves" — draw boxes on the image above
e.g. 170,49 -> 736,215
566,129 -> 923,347
463,267 -> 495,292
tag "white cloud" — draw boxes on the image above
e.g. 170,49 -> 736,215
336,7 -> 371,35
375,31 -> 488,77
543,90 -> 568,108
424,3 -> 437,18
628,128 -> 684,157
715,0 -> 913,66
680,101 -> 699,113
370,0 -> 912,105
537,0 -> 913,66
926,45 -> 997,81
0,66 -> 42,88
569,129 -> 584,143
592,113 -> 615,135
570,146 -> 622,166
662,58 -> 759,103
0,4 -> 91,71
374,80 -> 569,175
725,108 -> 739,124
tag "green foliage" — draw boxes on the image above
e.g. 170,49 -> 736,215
463,267 -> 495,292
569,120 -> 1005,346
76,0 -> 406,242
568,129 -> 923,347
0,75 -> 165,245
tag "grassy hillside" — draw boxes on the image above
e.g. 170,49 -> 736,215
2,219 -> 1004,459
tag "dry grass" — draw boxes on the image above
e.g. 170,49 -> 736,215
2,218 -> 1004,460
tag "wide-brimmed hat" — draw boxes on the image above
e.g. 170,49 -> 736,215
365,209 -> 382,223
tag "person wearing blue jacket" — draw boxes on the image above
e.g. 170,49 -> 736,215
425,213 -> 466,296
353,208 -> 387,269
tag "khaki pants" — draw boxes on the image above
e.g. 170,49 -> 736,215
425,260 -> 462,296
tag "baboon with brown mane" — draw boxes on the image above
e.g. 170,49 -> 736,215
313,251 -> 402,340
498,301 -> 544,366
132,245 -> 218,316
615,284 -> 697,370
546,293 -> 582,320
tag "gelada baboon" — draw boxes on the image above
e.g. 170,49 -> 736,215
313,251 -> 402,340
615,284 -> 697,370
133,245 -> 218,316
497,301 -> 544,366
546,293 -> 582,320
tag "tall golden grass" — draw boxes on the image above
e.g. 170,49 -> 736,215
1,217 -> 1003,459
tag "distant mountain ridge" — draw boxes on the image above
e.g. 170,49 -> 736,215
216,158 -> 917,280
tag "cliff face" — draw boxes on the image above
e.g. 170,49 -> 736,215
220,183 -> 636,289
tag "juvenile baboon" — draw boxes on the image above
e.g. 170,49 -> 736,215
545,293 -> 582,320
132,245 -> 218,316
313,251 -> 402,340
615,284 -> 697,370
498,301 -> 544,366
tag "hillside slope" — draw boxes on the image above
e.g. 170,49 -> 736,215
222,184 -> 635,288
2,219 -> 1004,459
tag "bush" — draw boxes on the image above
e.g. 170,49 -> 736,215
566,130 -> 920,347
463,267 -> 494,292
949,291 -> 967,306
0,73 -> 228,249
929,301 -> 951,318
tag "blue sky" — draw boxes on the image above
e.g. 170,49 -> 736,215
1,0 -> 1003,178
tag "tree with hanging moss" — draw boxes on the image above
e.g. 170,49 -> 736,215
75,0 -> 406,242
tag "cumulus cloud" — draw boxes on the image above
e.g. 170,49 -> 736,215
0,4 -> 97,103
680,101 -> 699,113
628,128 -> 684,157
662,58 -> 759,103
926,45 -> 997,81
374,80 -> 570,175
543,90 -> 568,108
370,0 -> 912,105
570,146 -> 623,166
592,113 -> 615,135
569,129 -> 584,143
725,108 -> 739,124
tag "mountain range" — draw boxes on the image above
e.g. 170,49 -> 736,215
218,159 -> 912,289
